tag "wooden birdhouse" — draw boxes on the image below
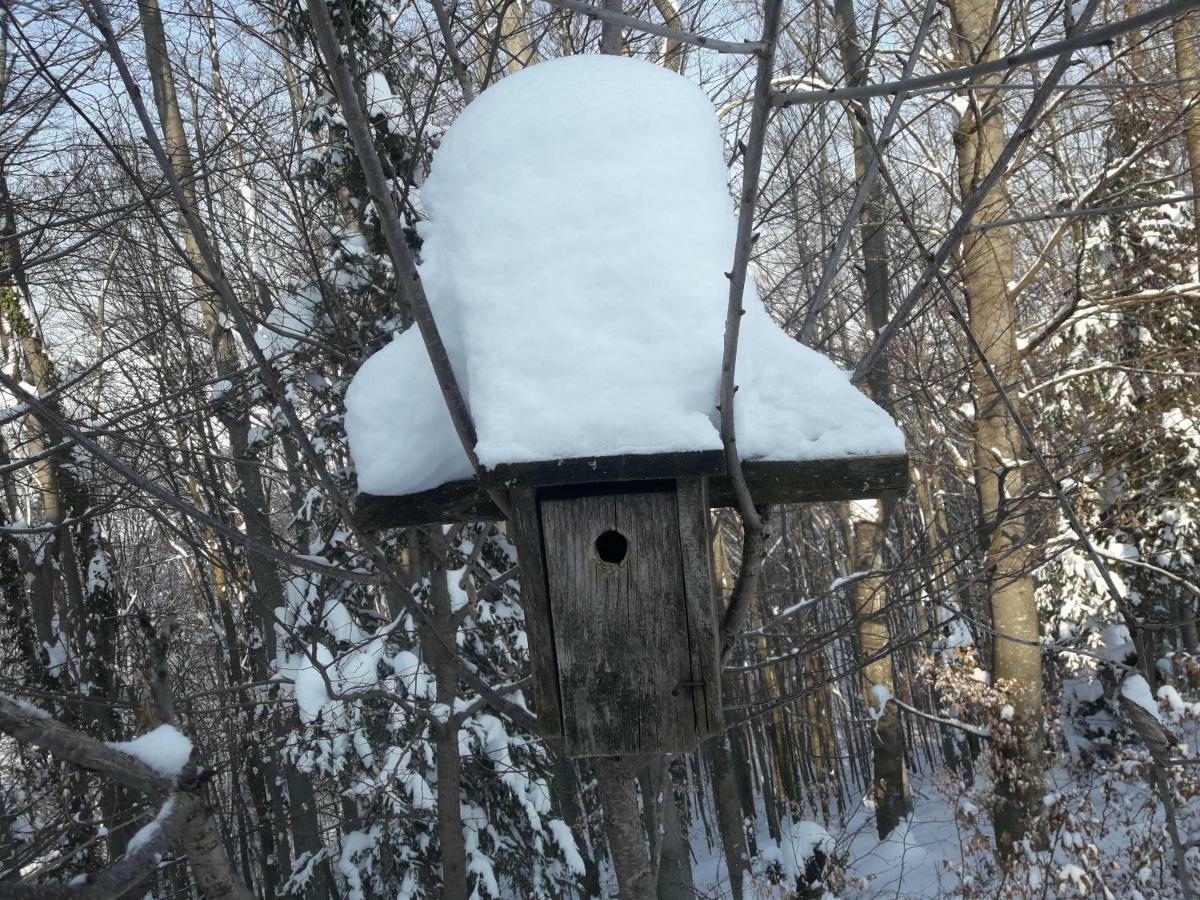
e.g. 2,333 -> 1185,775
343,55 -> 909,757
355,451 -> 907,756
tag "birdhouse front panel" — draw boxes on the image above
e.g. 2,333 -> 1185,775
521,479 -> 721,757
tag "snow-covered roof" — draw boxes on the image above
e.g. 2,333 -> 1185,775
346,54 -> 904,498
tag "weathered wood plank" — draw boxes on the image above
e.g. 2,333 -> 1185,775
540,490 -> 696,756
481,450 -> 725,489
675,478 -> 722,739
355,481 -> 503,530
719,455 -> 910,507
508,487 -> 563,738
355,453 -> 909,529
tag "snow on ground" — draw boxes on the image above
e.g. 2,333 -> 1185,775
691,776 -> 967,898
345,54 -> 903,496
690,765 -> 1194,898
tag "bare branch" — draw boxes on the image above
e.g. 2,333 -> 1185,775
773,0 -> 1200,108
539,0 -> 766,56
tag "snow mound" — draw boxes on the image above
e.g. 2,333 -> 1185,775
1120,673 -> 1162,723
346,54 -> 904,495
109,724 -> 193,778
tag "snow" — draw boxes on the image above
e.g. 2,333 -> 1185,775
289,644 -> 336,724
778,819 -> 835,881
42,637 -> 67,674
345,54 -> 903,496
869,683 -> 892,716
1120,673 -> 1162,723
848,498 -> 880,522
547,818 -> 586,876
256,286 -> 318,356
109,725 -> 193,778
1,694 -> 49,718
1100,623 -> 1136,662
126,796 -> 177,855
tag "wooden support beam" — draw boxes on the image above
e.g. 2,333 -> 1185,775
355,453 -> 909,530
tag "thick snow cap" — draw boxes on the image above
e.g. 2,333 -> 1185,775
346,55 -> 904,496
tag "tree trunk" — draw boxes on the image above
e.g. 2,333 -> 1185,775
832,0 -> 912,838
595,757 -> 655,900
1172,10 -> 1200,257
426,556 -> 470,899
655,760 -> 695,900
135,1 -> 328,891
849,503 -> 913,837
704,735 -> 749,900
945,0 -> 1043,855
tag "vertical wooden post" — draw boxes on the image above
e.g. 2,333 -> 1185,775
675,478 -> 721,739
510,487 -> 564,737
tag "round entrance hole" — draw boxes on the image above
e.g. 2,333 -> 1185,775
594,529 -> 629,564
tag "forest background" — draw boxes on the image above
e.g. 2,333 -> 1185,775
1,0 -> 1199,896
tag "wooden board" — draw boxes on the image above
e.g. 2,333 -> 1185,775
675,478 -> 722,740
355,453 -> 909,529
481,450 -> 725,489
508,488 -> 563,738
540,489 -> 697,756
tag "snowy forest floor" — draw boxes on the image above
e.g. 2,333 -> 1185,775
683,763 -> 1193,898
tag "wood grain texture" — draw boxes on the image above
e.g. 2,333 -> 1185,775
355,480 -> 502,530
481,450 -> 725,490
508,488 -> 564,738
710,455 -> 909,507
356,453 -> 909,529
675,478 -> 722,739
540,490 -> 696,756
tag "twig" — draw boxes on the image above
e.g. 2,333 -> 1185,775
540,0 -> 765,56
305,0 -> 511,518
716,0 -> 783,663
851,0 -> 1105,385
772,0 -> 1200,108
883,693 -> 992,739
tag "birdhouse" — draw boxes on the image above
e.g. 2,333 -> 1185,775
343,56 -> 908,757
509,474 -> 719,755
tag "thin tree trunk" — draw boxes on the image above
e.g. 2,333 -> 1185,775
425,551 -> 470,898
638,758 -> 694,900
654,759 -> 694,900
600,0 -> 624,54
1172,10 -> 1200,257
848,503 -> 913,836
595,758 -> 655,900
136,0 -> 327,889
945,0 -> 1043,855
704,734 -> 749,900
831,0 -> 913,838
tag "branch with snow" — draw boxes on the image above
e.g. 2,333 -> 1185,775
872,688 -> 993,739
0,694 -> 175,796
